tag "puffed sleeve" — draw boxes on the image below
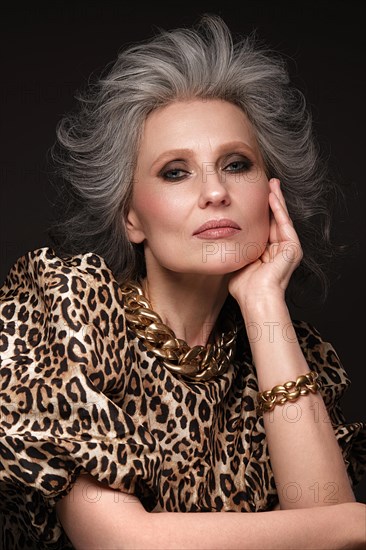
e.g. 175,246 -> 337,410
294,320 -> 366,488
0,247 -> 162,547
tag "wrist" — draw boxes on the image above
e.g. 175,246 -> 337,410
238,292 -> 289,320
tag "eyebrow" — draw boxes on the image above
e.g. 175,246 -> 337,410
150,141 -> 259,170
150,149 -> 194,170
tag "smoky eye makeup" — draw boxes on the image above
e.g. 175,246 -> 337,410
155,147 -> 257,181
221,153 -> 254,172
158,160 -> 191,181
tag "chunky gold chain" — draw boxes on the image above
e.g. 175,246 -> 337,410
257,371 -> 320,414
120,281 -> 239,382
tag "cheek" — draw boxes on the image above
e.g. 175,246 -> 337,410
244,187 -> 270,245
132,185 -> 187,234
132,183 -> 158,225
246,185 -> 269,222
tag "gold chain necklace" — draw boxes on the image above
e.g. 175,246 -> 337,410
120,281 -> 239,382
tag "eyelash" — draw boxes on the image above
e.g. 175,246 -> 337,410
160,168 -> 189,181
223,159 -> 253,172
160,157 -> 254,182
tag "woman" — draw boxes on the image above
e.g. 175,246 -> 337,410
0,14 -> 365,549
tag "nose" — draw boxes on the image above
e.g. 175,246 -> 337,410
198,165 -> 231,208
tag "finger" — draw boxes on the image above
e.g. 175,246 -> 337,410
269,178 -> 289,215
269,178 -> 291,220
260,243 -> 272,263
269,209 -> 280,243
269,191 -> 300,243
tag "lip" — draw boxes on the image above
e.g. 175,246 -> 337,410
193,218 -> 241,239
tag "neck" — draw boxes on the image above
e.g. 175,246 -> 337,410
141,268 -> 230,348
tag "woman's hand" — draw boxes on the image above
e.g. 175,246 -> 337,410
228,178 -> 303,305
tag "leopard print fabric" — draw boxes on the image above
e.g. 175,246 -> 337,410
1,248 -> 365,549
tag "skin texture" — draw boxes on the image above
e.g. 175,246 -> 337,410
56,99 -> 365,548
127,99 -> 270,275
126,99 -> 270,346
56,473 -> 366,549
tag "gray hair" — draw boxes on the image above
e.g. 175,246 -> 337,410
49,14 -> 342,300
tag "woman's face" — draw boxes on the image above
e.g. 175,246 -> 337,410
127,99 -> 270,276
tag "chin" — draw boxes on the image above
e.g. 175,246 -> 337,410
194,258 -> 250,275
197,239 -> 265,269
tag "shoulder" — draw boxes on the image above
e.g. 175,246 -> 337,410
0,247 -> 127,351
292,319 -> 350,405
292,319 -> 342,369
292,319 -> 325,353
0,246 -> 124,304
1,246 -> 114,287
0,247 -> 130,397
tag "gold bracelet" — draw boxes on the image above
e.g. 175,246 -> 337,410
257,371 -> 320,414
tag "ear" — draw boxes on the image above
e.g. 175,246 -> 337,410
125,207 -> 146,244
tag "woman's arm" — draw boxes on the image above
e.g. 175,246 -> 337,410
56,474 -> 365,550
230,178 -> 355,508
240,296 -> 355,508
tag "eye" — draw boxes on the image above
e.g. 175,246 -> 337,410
158,161 -> 190,182
223,156 -> 253,173
161,168 -> 189,181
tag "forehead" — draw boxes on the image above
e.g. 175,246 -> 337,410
139,99 -> 260,156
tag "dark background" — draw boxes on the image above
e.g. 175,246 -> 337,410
0,1 -> 365,503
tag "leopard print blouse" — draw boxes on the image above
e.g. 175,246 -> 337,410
0,248 -> 365,549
